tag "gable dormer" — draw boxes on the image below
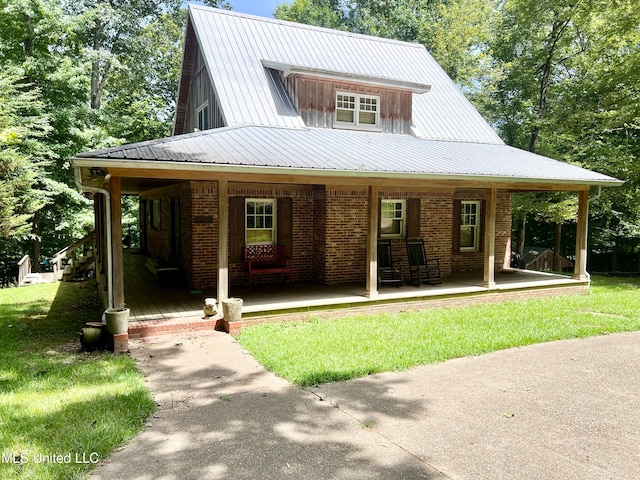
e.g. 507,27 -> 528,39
263,61 -> 430,135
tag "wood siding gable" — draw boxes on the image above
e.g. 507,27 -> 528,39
280,73 -> 413,134
174,18 -> 225,135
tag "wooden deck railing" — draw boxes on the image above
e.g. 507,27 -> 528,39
17,255 -> 31,286
50,231 -> 95,279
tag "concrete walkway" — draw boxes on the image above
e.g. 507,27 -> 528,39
91,331 -> 640,479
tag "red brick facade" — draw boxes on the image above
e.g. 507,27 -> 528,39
140,181 -> 512,289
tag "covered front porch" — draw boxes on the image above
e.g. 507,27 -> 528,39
123,250 -> 589,336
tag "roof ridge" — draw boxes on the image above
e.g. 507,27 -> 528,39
188,3 -> 426,50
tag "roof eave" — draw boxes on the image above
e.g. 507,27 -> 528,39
261,60 -> 431,94
70,157 -> 624,188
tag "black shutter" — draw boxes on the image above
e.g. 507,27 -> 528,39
479,199 -> 486,252
277,197 -> 293,257
452,199 -> 461,253
229,197 -> 245,263
406,198 -> 421,238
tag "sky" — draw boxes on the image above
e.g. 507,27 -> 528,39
190,1 -> 290,18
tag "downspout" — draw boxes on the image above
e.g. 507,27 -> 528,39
74,167 -> 113,311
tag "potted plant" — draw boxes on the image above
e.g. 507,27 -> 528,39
221,297 -> 243,322
105,307 -> 130,335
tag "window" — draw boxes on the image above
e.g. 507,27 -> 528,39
150,199 -> 161,230
380,200 -> 405,238
335,92 -> 379,129
245,199 -> 275,245
196,102 -> 209,131
460,201 -> 480,251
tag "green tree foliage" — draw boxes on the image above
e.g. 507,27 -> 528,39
489,0 -> 640,263
0,69 -> 49,238
275,0 -> 347,29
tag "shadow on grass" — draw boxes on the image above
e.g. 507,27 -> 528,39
0,280 -> 156,480
0,389 -> 154,479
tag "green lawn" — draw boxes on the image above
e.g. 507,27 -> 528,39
238,276 -> 640,386
0,281 -> 155,480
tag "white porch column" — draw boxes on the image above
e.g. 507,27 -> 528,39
482,186 -> 497,289
573,189 -> 589,281
366,185 -> 379,299
217,179 -> 229,302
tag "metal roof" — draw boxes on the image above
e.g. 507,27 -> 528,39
188,5 -> 503,144
75,125 -> 622,186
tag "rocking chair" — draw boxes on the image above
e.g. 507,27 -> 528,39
377,239 -> 403,286
405,238 -> 442,286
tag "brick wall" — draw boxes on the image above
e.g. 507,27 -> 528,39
190,182 -> 218,289
322,186 -> 369,284
141,182 -> 513,289
228,184 -> 315,286
452,190 -> 512,272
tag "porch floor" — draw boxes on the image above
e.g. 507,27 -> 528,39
123,250 -> 587,325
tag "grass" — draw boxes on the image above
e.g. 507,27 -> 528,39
238,276 -> 640,386
0,280 -> 156,480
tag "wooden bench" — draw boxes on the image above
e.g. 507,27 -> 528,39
242,245 -> 293,287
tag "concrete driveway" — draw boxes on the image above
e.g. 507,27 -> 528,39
91,331 -> 640,479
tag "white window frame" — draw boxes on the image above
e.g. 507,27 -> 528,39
245,198 -> 276,245
380,199 -> 406,238
335,92 -> 380,130
460,201 -> 480,252
196,101 -> 209,132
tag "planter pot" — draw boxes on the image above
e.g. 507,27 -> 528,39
105,307 -> 130,335
80,326 -> 104,351
221,298 -> 243,322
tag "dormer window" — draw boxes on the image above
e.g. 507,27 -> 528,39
335,92 -> 379,130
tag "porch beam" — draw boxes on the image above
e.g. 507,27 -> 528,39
110,176 -> 125,308
365,185 -> 379,299
104,167 -> 593,193
217,179 -> 229,302
482,186 -> 497,289
573,189 -> 589,281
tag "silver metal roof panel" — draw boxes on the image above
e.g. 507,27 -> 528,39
188,5 -> 503,144
75,126 -> 621,186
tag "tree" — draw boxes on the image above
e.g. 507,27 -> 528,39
274,0 -> 348,29
0,68 -> 49,238
487,0 -> 632,263
0,0 -> 91,265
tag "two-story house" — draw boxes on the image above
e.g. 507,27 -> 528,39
72,5 -> 621,331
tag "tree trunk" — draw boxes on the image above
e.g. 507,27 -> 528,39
553,222 -> 562,271
517,213 -> 526,254
528,18 -> 571,153
32,210 -> 41,273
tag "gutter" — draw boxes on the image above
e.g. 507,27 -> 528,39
74,167 -> 114,311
